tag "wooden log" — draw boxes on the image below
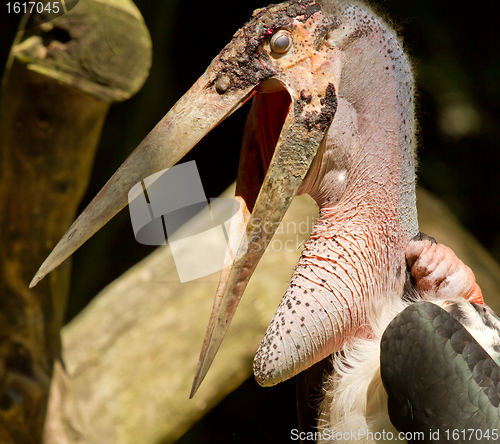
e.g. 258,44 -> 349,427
60,185 -> 500,444
0,1 -> 151,442
12,0 -> 152,102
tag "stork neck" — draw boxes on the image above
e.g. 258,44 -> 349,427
302,10 -> 418,255
296,15 -> 420,327
319,88 -> 417,241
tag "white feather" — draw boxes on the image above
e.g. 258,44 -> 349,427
317,298 -> 409,444
431,299 -> 500,363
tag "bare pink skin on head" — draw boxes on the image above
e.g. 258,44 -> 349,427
406,238 -> 483,304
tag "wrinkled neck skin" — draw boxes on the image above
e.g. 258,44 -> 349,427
301,15 -> 419,348
254,3 -> 418,386
299,21 -> 419,328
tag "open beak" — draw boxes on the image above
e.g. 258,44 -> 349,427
189,79 -> 334,396
31,9 -> 338,396
29,72 -> 254,288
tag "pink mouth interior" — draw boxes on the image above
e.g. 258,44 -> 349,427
236,84 -> 292,212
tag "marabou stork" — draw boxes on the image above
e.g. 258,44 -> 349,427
30,0 -> 500,440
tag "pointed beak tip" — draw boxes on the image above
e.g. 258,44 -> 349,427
189,373 -> 204,399
30,258 -> 52,288
29,273 -> 43,288
188,385 -> 198,399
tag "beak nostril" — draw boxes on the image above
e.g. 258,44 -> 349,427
215,75 -> 231,95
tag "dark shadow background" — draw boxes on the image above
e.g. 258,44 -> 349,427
1,0 -> 499,442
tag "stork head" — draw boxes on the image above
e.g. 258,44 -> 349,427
31,0 -> 417,396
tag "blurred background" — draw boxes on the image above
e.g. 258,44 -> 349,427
0,0 -> 498,442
